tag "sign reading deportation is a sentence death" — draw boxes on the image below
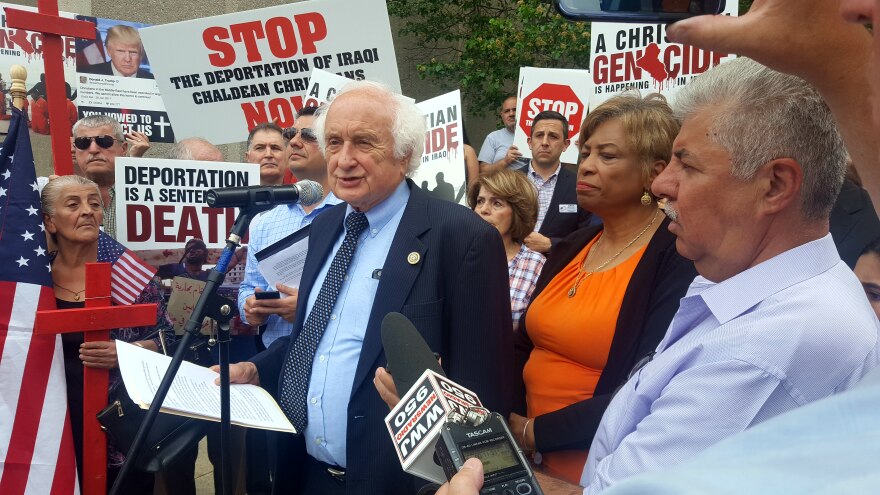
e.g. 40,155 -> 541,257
115,157 -> 259,250
139,0 -> 401,145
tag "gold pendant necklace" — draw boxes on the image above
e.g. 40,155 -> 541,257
54,283 -> 85,301
568,210 -> 659,298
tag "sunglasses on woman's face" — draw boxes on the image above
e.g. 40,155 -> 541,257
73,135 -> 119,150
282,127 -> 318,143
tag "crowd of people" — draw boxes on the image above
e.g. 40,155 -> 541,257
29,1 -> 880,494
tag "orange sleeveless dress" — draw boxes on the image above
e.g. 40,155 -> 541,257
522,234 -> 646,484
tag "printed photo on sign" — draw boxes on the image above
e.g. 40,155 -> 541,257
139,0 -> 401,144
414,90 -> 467,205
75,17 -> 175,143
513,67 -> 592,165
588,3 -> 738,109
0,3 -> 78,137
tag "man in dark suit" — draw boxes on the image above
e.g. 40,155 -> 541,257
830,177 -> 880,268
226,81 -> 513,494
82,25 -> 154,79
522,111 -> 595,254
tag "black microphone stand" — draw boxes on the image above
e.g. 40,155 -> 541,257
110,206 -> 269,495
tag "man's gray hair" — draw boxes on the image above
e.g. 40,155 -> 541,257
169,137 -> 223,161
72,114 -> 124,141
314,80 -> 425,175
673,57 -> 846,220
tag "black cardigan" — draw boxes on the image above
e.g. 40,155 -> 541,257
513,216 -> 697,452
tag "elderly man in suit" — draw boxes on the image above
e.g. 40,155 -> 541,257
226,80 -> 513,494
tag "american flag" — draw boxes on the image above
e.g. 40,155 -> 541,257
97,233 -> 156,306
0,108 -> 79,494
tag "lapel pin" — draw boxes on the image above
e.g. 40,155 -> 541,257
407,252 -> 420,265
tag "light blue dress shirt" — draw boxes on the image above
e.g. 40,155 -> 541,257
303,180 -> 409,467
603,366 -> 880,495
582,234 -> 880,493
238,192 -> 342,347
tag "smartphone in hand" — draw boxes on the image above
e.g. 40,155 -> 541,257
254,291 -> 281,300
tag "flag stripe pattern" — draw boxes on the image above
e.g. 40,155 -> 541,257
97,233 -> 157,306
0,107 -> 78,495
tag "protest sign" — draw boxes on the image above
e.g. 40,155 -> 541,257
413,90 -> 467,204
114,157 -> 259,250
140,0 -> 401,144
0,3 -> 77,135
588,3 -> 738,109
166,277 -> 212,335
513,67 -> 591,164
303,68 -> 351,107
75,17 -> 175,143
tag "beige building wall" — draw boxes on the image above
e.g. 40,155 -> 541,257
4,0 -> 502,177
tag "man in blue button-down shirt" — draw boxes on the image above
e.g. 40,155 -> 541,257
238,107 -> 341,350
571,58 -> 880,494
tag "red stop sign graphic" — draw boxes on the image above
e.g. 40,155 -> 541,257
519,83 -> 585,139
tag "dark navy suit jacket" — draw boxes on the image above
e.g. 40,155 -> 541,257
251,180 -> 513,494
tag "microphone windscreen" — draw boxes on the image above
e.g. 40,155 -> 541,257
381,312 -> 445,396
296,180 -> 323,206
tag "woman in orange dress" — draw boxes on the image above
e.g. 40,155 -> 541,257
509,93 -> 697,484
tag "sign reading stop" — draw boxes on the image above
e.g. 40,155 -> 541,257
519,83 -> 585,139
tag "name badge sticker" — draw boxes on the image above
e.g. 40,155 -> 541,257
559,204 -> 577,213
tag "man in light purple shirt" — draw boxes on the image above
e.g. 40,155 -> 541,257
578,57 -> 880,493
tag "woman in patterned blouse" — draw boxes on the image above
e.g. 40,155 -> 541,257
468,169 -> 546,331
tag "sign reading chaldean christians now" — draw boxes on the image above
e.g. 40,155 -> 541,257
139,0 -> 401,145
588,3 -> 738,108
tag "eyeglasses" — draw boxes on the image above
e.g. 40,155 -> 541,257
282,127 -> 318,143
73,135 -> 119,150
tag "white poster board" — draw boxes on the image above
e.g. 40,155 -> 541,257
114,157 -> 259,250
513,67 -> 592,164
414,90 -> 467,205
140,0 -> 401,144
588,4 -> 738,109
303,68 -> 353,107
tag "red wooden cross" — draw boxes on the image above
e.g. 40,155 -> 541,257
34,263 -> 156,495
4,0 -> 96,176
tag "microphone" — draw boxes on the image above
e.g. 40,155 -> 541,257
381,312 -> 446,396
205,180 -> 323,209
381,312 -> 484,483
380,312 -> 543,494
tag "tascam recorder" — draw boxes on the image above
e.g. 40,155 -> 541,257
435,407 -> 543,495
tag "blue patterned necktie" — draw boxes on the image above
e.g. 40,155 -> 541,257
279,211 -> 369,432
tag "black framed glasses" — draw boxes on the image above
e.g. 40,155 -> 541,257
73,135 -> 119,150
283,127 -> 318,143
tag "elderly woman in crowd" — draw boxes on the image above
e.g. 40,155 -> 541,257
509,93 -> 697,484
42,175 -> 174,492
468,169 -> 545,331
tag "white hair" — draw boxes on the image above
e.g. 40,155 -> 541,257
314,80 -> 425,175
673,57 -> 846,220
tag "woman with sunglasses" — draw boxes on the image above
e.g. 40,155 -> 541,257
42,175 -> 175,492
509,93 -> 697,484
